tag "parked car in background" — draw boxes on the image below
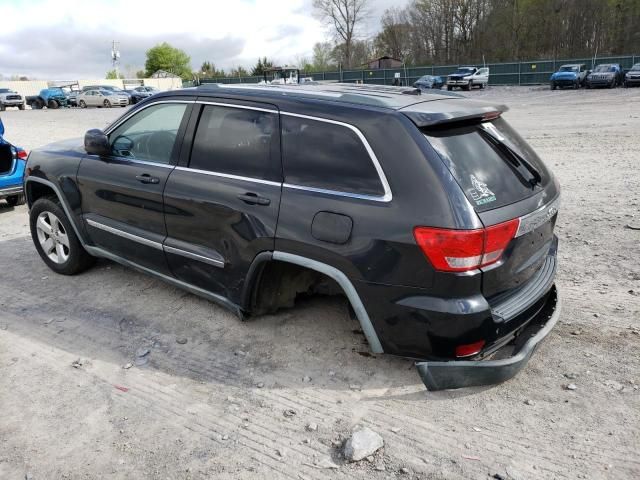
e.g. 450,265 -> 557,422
0,88 -> 25,111
0,117 -> 27,206
585,63 -> 624,88
446,67 -> 490,90
77,89 -> 129,108
549,64 -> 588,89
23,83 -> 560,391
26,87 -> 68,109
127,86 -> 160,104
413,75 -> 445,90
82,85 -> 132,104
624,63 -> 640,87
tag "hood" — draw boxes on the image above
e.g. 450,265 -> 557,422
35,137 -> 86,158
448,74 -> 472,80
551,71 -> 577,80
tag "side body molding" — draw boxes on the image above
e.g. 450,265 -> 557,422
272,251 -> 384,354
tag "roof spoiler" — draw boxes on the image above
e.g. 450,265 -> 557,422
400,101 -> 509,128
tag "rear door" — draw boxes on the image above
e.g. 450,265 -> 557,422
162,99 -> 282,303
77,100 -> 192,275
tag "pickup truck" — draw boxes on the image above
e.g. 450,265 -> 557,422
446,67 -> 490,91
0,88 -> 25,111
26,87 -> 69,109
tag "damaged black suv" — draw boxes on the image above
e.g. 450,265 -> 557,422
24,84 -> 560,390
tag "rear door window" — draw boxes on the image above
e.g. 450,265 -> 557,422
424,117 -> 549,211
189,105 -> 280,181
281,116 -> 384,197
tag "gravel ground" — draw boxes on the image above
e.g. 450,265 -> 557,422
0,87 -> 639,480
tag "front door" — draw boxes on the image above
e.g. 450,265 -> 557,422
77,101 -> 192,275
163,100 -> 282,303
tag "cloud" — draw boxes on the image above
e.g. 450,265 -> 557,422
0,0 -> 410,79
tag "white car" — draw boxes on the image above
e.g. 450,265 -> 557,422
446,67 -> 490,91
77,89 -> 129,108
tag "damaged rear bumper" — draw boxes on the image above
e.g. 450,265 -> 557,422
416,285 -> 560,391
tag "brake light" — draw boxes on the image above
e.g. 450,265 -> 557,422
413,218 -> 519,272
16,149 -> 28,159
455,340 -> 485,358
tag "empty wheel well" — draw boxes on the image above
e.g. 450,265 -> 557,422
26,181 -> 56,207
248,260 -> 347,316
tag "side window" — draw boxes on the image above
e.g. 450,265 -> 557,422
281,116 -> 384,197
109,103 -> 187,164
189,105 -> 279,180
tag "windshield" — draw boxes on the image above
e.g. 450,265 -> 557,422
593,65 -> 614,73
454,68 -> 475,75
630,64 -> 640,71
559,66 -> 578,72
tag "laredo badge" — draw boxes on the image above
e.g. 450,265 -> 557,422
468,175 -> 497,206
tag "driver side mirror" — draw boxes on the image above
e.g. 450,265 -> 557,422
84,129 -> 110,156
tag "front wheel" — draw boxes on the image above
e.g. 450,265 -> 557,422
103,99 -> 111,108
18,104 -> 25,110
550,82 -> 556,90
6,195 -> 25,207
48,100 -> 59,109
29,197 -> 95,275
79,100 -> 86,108
0,104 -> 5,111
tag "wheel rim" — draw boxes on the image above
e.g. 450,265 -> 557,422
104,100 -> 110,107
36,211 -> 70,264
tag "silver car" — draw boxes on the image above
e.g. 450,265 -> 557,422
77,89 -> 129,108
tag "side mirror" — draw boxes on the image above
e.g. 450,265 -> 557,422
84,129 -> 110,156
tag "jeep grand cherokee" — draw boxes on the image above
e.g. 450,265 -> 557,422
23,83 -> 561,390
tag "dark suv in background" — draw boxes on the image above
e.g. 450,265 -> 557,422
23,83 -> 561,390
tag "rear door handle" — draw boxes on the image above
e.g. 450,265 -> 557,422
237,193 -> 271,206
135,174 -> 159,184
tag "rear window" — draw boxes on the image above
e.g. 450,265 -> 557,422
281,116 -> 384,197
424,117 -> 549,212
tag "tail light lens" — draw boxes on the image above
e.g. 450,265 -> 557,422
455,340 -> 486,358
16,149 -> 28,159
413,219 -> 519,272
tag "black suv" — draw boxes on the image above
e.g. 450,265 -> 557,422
23,84 -> 561,390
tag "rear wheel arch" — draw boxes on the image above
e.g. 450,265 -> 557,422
242,251 -> 384,353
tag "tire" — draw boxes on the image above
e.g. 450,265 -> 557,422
447,86 -> 453,91
29,196 -> 95,275
479,83 -> 485,89
462,84 -> 470,91
31,99 -> 43,109
0,104 -> 5,111
573,80 -> 579,89
47,99 -> 59,109
18,104 -> 25,110
104,99 -> 111,108
550,82 -> 556,90
79,100 -> 87,108
6,195 -> 25,207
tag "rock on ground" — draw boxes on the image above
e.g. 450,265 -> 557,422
343,428 -> 384,462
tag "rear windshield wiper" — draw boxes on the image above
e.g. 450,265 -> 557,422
478,126 -> 541,187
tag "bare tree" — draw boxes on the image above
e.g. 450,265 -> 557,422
375,8 -> 413,61
313,0 -> 370,67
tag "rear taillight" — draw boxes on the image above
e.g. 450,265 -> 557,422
413,218 -> 519,272
455,340 -> 486,358
16,149 -> 28,159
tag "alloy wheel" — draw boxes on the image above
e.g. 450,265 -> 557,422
36,211 -> 70,264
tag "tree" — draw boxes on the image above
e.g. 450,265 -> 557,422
105,69 -> 123,79
374,8 -> 412,61
251,57 -> 274,76
312,42 -> 335,70
135,70 -> 146,79
313,0 -> 370,67
200,61 -> 225,78
144,42 -> 192,80
229,66 -> 249,77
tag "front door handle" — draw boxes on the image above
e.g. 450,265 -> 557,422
237,192 -> 270,206
136,174 -> 159,184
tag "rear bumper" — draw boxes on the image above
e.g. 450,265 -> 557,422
416,285 -> 560,390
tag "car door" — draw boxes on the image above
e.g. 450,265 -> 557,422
77,100 -> 193,275
162,99 -> 282,304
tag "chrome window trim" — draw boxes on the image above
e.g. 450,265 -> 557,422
118,158 -> 175,169
280,111 -> 393,203
86,219 -> 164,251
174,166 -> 281,187
282,183 -> 387,202
197,100 -> 278,113
164,245 -> 225,268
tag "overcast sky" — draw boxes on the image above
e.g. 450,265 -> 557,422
0,0 -> 409,79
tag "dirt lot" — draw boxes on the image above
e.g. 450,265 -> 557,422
0,87 -> 639,480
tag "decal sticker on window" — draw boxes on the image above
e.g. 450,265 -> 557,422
468,175 -> 496,206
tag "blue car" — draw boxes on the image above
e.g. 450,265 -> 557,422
550,64 -> 588,90
413,75 -> 445,90
0,117 -> 27,206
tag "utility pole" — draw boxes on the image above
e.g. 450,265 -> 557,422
111,41 -> 120,78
